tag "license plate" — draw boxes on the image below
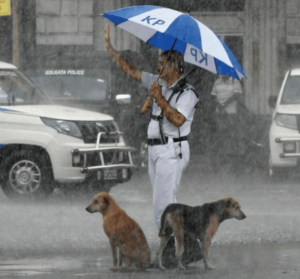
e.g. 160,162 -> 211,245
103,169 -> 118,180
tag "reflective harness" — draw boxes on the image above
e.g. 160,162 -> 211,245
150,79 -> 198,158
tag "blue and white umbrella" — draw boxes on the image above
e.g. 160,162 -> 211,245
102,5 -> 246,80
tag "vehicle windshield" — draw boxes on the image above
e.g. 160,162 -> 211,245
26,69 -> 110,103
281,76 -> 300,104
0,69 -> 52,106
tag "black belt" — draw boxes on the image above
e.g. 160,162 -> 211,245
147,136 -> 188,146
151,114 -> 163,121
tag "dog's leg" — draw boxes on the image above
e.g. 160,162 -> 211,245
109,239 -> 118,268
110,256 -> 135,272
111,247 -> 136,271
197,238 -> 215,271
165,213 -> 185,270
173,229 -> 185,270
204,236 -> 215,270
118,247 -> 123,267
121,245 -> 135,269
156,234 -> 171,271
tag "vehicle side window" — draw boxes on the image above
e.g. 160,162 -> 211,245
0,72 -> 39,105
281,76 -> 300,104
0,76 -> 14,104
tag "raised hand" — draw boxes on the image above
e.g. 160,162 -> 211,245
104,25 -> 111,50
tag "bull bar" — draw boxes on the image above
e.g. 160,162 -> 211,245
275,137 -> 300,158
71,132 -> 138,173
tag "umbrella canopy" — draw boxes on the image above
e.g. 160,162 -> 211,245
102,5 -> 246,80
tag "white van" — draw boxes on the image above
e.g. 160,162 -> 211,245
0,61 -> 137,200
269,68 -> 300,179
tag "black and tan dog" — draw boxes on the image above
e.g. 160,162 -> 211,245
86,192 -> 151,271
156,197 -> 246,271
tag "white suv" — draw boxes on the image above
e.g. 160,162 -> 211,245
269,68 -> 300,179
0,61 -> 137,200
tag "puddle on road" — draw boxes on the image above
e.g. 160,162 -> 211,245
0,255 -> 109,277
277,248 -> 300,271
211,242 -> 300,277
1,243 -> 300,278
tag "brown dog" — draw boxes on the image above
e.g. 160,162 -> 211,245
156,197 -> 246,271
86,192 -> 151,271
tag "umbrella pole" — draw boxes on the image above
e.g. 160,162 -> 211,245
184,67 -> 197,79
140,39 -> 177,115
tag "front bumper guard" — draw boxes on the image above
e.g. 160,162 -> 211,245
275,137 -> 300,158
71,132 -> 138,173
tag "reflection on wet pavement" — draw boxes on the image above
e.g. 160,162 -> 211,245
277,248 -> 300,273
0,255 -> 109,277
1,243 -> 300,278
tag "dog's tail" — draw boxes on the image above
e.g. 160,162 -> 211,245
158,209 -> 169,237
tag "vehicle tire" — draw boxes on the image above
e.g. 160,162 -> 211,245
1,150 -> 55,201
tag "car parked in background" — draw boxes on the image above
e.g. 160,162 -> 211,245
24,60 -> 113,113
0,61 -> 137,201
24,53 -> 152,168
268,68 -> 300,179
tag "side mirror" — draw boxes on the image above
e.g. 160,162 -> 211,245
268,95 -> 277,109
116,94 -> 131,104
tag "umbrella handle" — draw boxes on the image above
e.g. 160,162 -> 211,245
140,97 -> 151,115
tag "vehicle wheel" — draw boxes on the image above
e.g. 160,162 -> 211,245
1,150 -> 55,201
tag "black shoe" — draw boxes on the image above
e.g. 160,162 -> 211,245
161,235 -> 203,269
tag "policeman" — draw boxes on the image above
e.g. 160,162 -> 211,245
211,75 -> 243,114
104,26 -> 198,228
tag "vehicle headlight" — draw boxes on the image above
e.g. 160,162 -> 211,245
41,117 -> 83,139
275,113 -> 298,130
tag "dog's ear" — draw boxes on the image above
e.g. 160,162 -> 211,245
103,196 -> 110,205
226,198 -> 233,207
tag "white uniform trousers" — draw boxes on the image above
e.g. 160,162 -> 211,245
148,138 -> 190,228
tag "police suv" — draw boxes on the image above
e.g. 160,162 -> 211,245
269,68 -> 300,179
0,61 -> 137,200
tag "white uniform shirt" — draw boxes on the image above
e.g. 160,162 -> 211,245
211,76 -> 242,114
142,72 -> 198,139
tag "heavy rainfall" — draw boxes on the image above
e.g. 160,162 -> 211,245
1,1 -> 300,278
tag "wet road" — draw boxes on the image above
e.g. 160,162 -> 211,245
1,243 -> 300,279
1,158 -> 300,278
